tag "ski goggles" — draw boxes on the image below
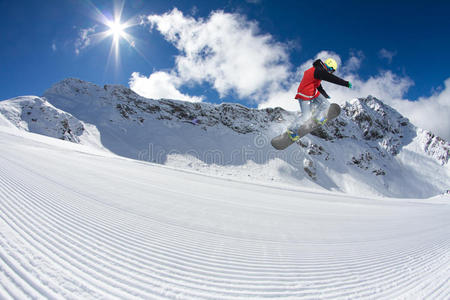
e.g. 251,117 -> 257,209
326,65 -> 335,73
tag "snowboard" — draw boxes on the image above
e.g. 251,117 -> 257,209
271,103 -> 341,150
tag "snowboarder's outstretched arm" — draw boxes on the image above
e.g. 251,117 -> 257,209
317,84 -> 330,98
314,67 -> 350,88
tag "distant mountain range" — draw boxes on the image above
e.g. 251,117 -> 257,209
1,78 -> 448,198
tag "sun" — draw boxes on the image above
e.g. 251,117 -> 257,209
84,0 -> 150,69
87,0 -> 136,49
107,19 -> 126,41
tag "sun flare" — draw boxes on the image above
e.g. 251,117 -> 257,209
84,0 -> 149,69
107,20 -> 125,41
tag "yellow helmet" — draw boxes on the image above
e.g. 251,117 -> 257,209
324,58 -> 338,72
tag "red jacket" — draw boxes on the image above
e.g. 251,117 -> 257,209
295,66 -> 321,101
295,59 -> 349,101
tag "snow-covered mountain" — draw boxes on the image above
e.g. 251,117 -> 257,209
1,78 -> 449,198
1,79 -> 450,299
0,96 -> 85,142
0,95 -> 106,151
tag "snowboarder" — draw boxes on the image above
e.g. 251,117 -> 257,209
287,58 -> 352,142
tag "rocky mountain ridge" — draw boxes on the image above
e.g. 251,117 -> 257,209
1,78 -> 448,197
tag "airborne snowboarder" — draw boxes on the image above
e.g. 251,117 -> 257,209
271,58 -> 352,150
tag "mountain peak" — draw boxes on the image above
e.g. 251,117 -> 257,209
0,95 -> 85,142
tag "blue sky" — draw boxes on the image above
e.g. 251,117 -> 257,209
1,0 -> 450,138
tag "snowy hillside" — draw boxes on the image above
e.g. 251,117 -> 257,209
0,96 -> 85,142
0,96 -> 107,151
0,123 -> 449,299
1,78 -> 449,198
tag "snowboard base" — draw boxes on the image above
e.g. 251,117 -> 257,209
271,103 -> 341,150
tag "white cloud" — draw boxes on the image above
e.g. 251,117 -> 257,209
145,8 -> 290,101
391,79 -> 450,141
327,70 -> 414,105
129,71 -> 204,102
342,51 -> 364,74
51,42 -> 57,52
75,26 -> 97,55
379,48 -> 397,64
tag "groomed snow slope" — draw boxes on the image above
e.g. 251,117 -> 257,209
0,126 -> 449,299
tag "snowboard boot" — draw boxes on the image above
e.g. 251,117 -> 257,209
287,129 -> 300,142
313,116 -> 328,125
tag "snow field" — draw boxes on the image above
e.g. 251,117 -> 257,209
0,128 -> 449,299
